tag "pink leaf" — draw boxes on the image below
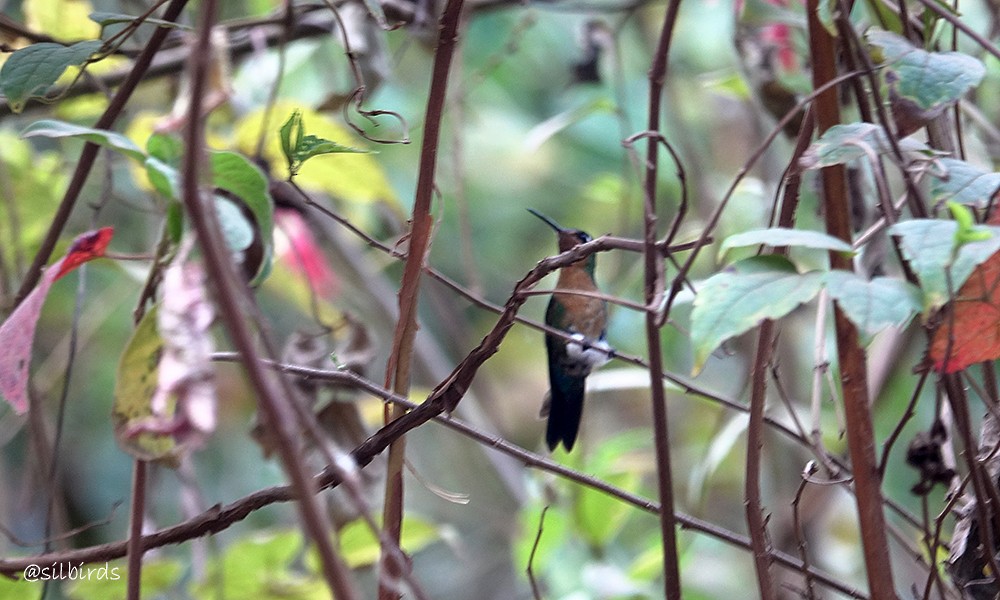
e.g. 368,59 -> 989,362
0,227 -> 114,413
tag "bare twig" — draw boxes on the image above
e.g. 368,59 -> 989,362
125,461 -> 148,600
640,2 -> 684,597
527,506 -> 548,600
378,0 -> 465,596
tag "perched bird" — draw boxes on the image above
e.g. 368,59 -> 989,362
529,209 -> 611,451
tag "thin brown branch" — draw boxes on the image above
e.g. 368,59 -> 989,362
746,320 -> 777,598
0,354 -> 870,600
378,0 -> 465,596
125,461 -> 147,600
641,1 -> 684,596
179,0 -> 358,596
527,506 -> 548,600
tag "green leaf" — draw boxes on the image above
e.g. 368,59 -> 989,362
146,132 -> 183,164
337,515 -> 439,568
868,30 -> 985,110
193,530 -> 327,600
929,158 -> 1000,208
719,227 -> 852,261
575,432 -> 646,547
890,219 -> 1000,310
210,151 -> 274,283
66,559 -> 181,600
296,135 -> 367,162
279,110 -> 367,178
112,306 -> 176,461
824,271 -> 921,338
144,156 -> 178,199
21,119 -> 145,161
140,150 -> 272,279
0,40 -> 103,112
691,256 -> 823,373
799,122 -> 928,169
88,11 -> 192,30
279,110 -> 303,171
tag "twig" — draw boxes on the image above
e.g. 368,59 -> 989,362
377,0 -> 465,596
792,463 -> 819,600
125,461 -> 148,600
746,321 -> 777,598
180,0 -> 359,596
526,506 -> 548,600
640,2 -> 684,597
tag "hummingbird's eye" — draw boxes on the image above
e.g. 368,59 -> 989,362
577,232 -> 592,243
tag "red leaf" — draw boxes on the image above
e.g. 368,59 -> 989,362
55,226 -> 114,279
929,251 -> 1000,373
0,227 -> 114,413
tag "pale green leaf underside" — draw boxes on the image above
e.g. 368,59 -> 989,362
890,219 -> 1000,310
21,119 -> 145,161
929,158 -> 1000,207
691,256 -> 823,373
824,271 -> 922,337
719,227 -> 852,261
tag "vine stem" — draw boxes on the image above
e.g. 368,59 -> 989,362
124,461 -> 147,600
642,0 -> 684,597
806,1 -> 897,597
377,0 -> 465,596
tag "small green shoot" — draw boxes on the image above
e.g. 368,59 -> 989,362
279,111 -> 368,178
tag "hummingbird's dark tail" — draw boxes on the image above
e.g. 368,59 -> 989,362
546,372 -> 586,451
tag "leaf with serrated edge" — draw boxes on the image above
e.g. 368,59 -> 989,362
799,122 -> 928,169
0,41 -> 102,112
691,256 -> 823,373
868,30 -> 985,110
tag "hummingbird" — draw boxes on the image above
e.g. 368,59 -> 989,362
529,208 -> 611,452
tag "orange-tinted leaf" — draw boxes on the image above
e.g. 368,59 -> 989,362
0,227 -> 114,413
929,251 -> 1000,373
55,226 -> 113,279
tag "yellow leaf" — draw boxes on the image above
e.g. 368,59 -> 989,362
112,306 -> 178,463
25,0 -> 101,41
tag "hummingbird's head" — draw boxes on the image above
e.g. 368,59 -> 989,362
528,209 -> 592,253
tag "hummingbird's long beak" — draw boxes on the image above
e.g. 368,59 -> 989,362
528,208 -> 566,233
